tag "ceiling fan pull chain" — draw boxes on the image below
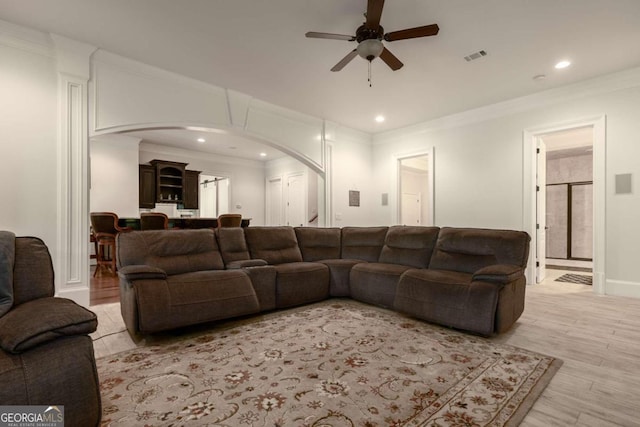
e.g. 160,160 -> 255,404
368,61 -> 372,87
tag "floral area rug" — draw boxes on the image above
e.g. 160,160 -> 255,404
98,300 -> 561,426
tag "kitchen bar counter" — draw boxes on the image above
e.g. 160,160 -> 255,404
118,217 -> 251,230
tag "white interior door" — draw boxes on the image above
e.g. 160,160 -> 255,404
536,139 -> 547,283
401,192 -> 421,225
286,172 -> 306,227
266,177 -> 283,225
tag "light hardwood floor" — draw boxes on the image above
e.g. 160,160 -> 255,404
90,269 -> 640,426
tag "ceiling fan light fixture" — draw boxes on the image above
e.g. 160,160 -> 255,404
357,39 -> 384,61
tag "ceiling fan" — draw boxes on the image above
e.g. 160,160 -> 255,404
306,0 -> 439,72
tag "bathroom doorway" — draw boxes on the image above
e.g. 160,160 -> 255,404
540,127 -> 594,272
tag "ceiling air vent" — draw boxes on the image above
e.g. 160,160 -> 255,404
464,50 -> 487,62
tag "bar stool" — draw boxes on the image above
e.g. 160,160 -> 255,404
217,213 -> 242,228
90,212 -> 131,276
140,212 -> 169,230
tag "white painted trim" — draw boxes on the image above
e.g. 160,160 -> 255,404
56,73 -> 90,306
523,116 -> 606,294
605,280 -> 640,299
53,35 -> 96,307
0,18 -> 54,57
392,147 -> 435,226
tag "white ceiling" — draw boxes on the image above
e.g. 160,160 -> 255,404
129,129 -> 287,162
2,0 -> 640,136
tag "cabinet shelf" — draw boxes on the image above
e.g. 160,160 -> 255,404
140,160 -> 199,208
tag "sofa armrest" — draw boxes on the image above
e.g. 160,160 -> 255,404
472,264 -> 524,284
118,265 -> 167,281
226,259 -> 269,269
0,297 -> 97,354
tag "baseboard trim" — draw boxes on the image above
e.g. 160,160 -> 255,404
606,279 -> 640,299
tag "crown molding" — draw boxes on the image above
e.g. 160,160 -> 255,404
0,18 -> 53,57
374,65 -> 640,145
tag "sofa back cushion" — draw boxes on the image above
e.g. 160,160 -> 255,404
216,227 -> 251,264
13,236 -> 55,306
117,229 -> 224,274
341,227 -> 388,262
429,227 -> 531,274
295,227 -> 341,261
244,227 -> 303,265
378,226 -> 440,268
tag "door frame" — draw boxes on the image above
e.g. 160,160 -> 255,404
393,147 -> 435,226
523,116 -> 605,293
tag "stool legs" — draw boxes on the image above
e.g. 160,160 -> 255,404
95,238 -> 116,276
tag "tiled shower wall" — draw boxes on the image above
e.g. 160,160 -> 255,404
546,153 -> 593,259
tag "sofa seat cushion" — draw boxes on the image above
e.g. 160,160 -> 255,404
394,269 -> 499,336
350,263 -> 412,308
273,262 -> 329,308
133,270 -> 260,333
317,258 -> 364,297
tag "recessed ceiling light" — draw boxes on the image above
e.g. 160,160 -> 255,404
259,152 -> 267,157
375,115 -> 385,123
196,138 -> 206,143
554,60 -> 571,69
533,74 -> 546,81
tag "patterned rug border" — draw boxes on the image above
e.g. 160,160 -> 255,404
97,299 -> 563,426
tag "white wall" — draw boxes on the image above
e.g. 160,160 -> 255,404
139,143 -> 266,224
0,26 -> 58,256
373,71 -> 640,296
328,126 -> 377,226
90,135 -> 140,217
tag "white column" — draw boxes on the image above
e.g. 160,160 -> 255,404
51,35 -> 96,306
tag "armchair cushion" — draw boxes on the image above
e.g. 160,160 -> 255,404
0,298 -> 97,354
0,231 -> 15,317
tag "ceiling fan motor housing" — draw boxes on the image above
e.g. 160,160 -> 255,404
356,24 -> 384,61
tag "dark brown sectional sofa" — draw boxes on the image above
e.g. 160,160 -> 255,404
117,225 -> 530,337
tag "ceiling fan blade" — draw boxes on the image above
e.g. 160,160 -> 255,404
331,49 -> 358,72
379,47 -> 403,71
365,0 -> 385,29
306,32 -> 356,41
384,24 -> 439,42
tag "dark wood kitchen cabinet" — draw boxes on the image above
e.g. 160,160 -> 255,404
150,160 -> 187,204
139,160 -> 200,209
183,169 -> 201,209
138,164 -> 156,208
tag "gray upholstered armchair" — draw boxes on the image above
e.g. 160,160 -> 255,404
0,231 -> 101,426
